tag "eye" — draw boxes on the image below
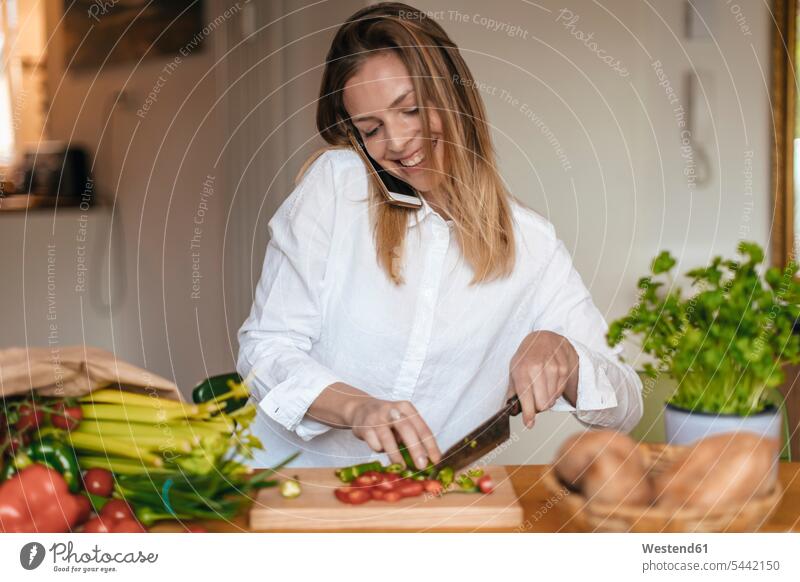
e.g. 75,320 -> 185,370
405,107 -> 419,115
364,125 -> 380,138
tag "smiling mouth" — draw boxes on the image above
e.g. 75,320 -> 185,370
397,139 -> 438,168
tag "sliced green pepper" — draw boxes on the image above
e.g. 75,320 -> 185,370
385,463 -> 404,474
280,478 -> 302,499
456,475 -> 476,490
334,461 -> 383,483
437,466 -> 454,488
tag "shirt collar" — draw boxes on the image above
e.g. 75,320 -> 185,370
410,195 -> 452,228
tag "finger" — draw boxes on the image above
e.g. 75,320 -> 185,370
360,428 -> 383,454
375,425 -> 403,465
534,358 -> 559,412
403,408 -> 442,464
511,368 -> 536,428
392,418 -> 429,469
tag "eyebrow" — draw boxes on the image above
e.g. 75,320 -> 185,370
350,89 -> 414,123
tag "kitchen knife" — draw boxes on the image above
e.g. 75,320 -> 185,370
431,395 -> 522,477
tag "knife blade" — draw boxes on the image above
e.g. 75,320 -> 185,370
431,395 -> 522,477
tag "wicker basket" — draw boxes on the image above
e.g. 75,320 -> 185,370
542,442 -> 784,532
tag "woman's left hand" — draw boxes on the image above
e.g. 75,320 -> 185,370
507,330 -> 580,428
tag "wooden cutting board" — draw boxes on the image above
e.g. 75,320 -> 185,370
249,466 -> 523,531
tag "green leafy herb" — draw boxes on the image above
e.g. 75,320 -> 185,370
607,241 -> 800,415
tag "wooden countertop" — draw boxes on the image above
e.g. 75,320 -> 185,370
150,463 -> 800,533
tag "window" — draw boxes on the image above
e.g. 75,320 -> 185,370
0,0 -> 19,168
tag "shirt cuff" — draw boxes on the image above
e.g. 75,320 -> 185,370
549,336 -> 619,425
250,362 -> 340,442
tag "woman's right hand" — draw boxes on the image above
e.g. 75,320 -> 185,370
347,397 -> 441,470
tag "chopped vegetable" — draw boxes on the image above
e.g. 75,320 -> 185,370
476,475 -> 494,494
334,461 -> 383,483
280,478 -> 302,499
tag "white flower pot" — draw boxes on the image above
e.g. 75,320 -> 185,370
664,403 -> 783,447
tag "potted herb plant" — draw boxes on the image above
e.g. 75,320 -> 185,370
607,242 -> 797,457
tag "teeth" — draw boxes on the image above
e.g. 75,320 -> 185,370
400,150 -> 425,167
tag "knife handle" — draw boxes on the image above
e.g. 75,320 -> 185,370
505,395 -> 522,417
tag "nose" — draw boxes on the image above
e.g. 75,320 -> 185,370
381,118 -> 415,155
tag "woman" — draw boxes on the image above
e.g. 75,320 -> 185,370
237,2 -> 643,469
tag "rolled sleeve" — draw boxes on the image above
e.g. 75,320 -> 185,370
533,232 -> 644,433
237,151 -> 343,441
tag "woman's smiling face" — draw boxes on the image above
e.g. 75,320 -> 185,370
343,51 -> 444,193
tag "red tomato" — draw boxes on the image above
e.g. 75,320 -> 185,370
382,473 -> 400,483
334,487 -> 353,504
347,488 -> 371,505
376,479 -> 398,492
370,488 -> 386,501
73,495 -> 93,525
50,403 -> 83,431
83,468 -> 114,497
82,517 -> 113,533
100,499 -> 133,522
382,491 -> 403,503
186,524 -> 208,533
15,403 -> 44,432
422,480 -> 443,496
111,519 -> 146,533
477,475 -> 494,494
353,471 -> 383,487
396,481 -> 424,498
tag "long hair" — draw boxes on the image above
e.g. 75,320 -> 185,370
311,2 -> 515,285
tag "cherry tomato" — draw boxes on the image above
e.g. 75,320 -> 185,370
353,471 -> 383,487
381,473 -> 400,483
346,488 -> 371,504
100,499 -> 133,522
334,487 -> 353,504
186,524 -> 208,533
50,403 -> 83,431
2,432 -> 30,455
111,519 -> 146,533
370,488 -> 386,501
82,517 -> 113,533
83,468 -> 114,497
422,480 -> 443,496
396,481 -> 424,498
73,495 -> 93,525
15,403 -> 44,432
382,490 -> 403,503
376,479 -> 399,492
477,475 -> 494,494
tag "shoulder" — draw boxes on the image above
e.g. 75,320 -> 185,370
508,197 -> 559,252
295,147 -> 365,187
271,148 -> 367,237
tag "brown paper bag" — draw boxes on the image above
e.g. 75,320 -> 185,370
0,346 -> 182,401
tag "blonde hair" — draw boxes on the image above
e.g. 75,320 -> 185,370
308,2 -> 515,285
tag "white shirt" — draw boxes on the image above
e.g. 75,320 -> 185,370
237,148 -> 643,468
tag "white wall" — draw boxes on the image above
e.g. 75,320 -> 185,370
399,0 -> 771,463
0,1 -> 234,396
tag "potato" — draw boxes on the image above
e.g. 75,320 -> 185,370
653,432 -> 780,511
553,430 -> 653,506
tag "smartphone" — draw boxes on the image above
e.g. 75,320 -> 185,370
346,125 -> 422,209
